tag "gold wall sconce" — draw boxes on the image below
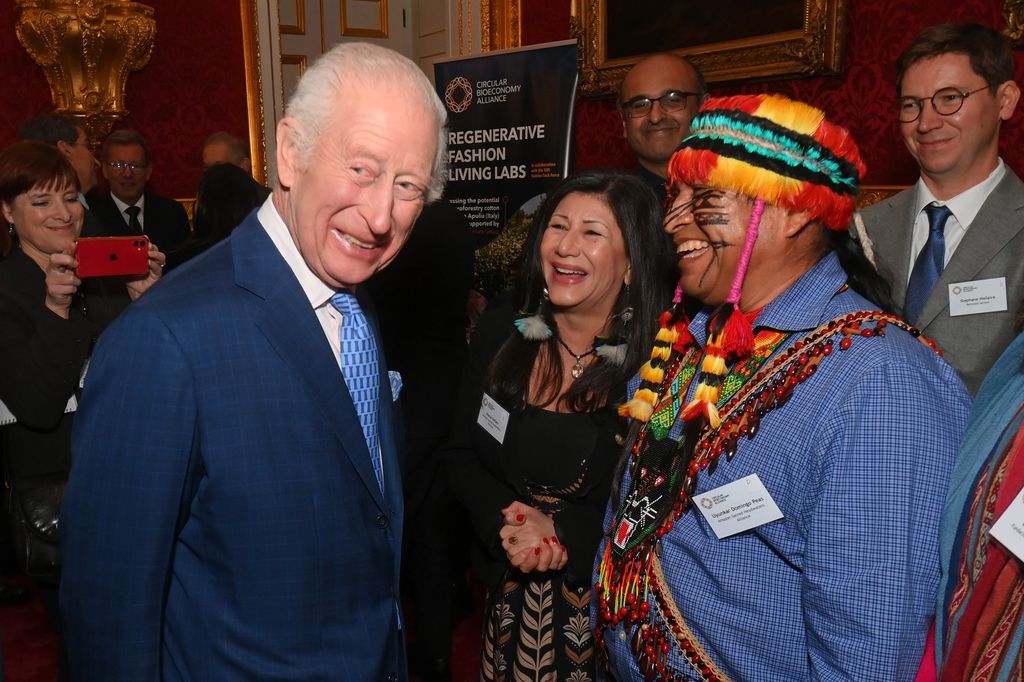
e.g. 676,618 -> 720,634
15,0 -> 156,148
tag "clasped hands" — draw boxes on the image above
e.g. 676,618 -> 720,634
499,501 -> 568,574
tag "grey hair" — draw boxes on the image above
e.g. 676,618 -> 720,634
283,42 -> 448,202
203,131 -> 250,165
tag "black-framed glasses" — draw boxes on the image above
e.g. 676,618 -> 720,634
106,161 -> 148,172
621,90 -> 703,118
896,85 -> 991,122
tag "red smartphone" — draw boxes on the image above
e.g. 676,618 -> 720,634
75,236 -> 150,278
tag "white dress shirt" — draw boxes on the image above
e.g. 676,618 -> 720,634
907,159 -> 1006,283
111,192 -> 147,231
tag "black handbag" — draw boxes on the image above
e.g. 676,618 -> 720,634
6,474 -> 66,583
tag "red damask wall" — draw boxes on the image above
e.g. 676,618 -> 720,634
525,0 -> 1023,186
0,0 -> 250,199
0,1 -> 1017,194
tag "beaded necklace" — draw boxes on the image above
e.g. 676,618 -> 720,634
597,304 -> 938,681
555,335 -> 597,379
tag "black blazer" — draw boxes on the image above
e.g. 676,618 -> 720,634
0,249 -> 94,478
86,190 -> 191,253
366,200 -> 475,444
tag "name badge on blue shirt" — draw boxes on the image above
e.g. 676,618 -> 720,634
695,474 -> 784,539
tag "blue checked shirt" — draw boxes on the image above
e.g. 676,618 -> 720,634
599,253 -> 971,681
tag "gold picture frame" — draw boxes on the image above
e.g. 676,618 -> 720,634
858,186 -> 904,209
241,0 -> 267,186
481,0 -> 521,52
1005,0 -> 1024,45
570,0 -> 848,98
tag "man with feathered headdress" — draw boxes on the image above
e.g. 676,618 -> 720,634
596,94 -> 971,680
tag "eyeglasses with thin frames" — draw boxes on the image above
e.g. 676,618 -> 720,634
106,161 -> 148,173
895,85 -> 991,123
621,90 -> 703,118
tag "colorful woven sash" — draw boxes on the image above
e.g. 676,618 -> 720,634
943,402 -> 1024,680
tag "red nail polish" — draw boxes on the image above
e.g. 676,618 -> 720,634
551,536 -> 558,543
516,514 -> 525,522
534,547 -> 541,555
543,537 -> 549,544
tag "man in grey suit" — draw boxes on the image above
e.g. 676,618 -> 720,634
863,23 -> 1024,393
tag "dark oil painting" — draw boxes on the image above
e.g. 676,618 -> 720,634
605,0 -> 805,60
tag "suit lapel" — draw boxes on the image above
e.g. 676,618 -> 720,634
232,216 -> 388,510
867,189 -> 918,306
917,171 -> 1024,329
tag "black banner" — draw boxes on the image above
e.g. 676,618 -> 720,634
435,40 -> 578,297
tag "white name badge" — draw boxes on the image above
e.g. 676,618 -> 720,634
695,474 -> 784,539
948,277 -> 1007,317
0,358 -> 88,426
477,393 -> 509,445
989,485 -> 1024,562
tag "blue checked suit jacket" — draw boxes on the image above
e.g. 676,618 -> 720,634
60,210 -> 407,681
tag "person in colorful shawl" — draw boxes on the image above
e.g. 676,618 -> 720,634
935,322 -> 1024,680
596,93 -> 972,681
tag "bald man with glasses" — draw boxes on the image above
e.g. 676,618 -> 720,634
618,53 -> 706,203
862,23 -> 1024,393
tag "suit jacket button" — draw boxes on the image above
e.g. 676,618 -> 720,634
375,514 -> 389,529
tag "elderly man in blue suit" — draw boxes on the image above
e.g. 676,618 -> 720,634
59,42 -> 447,681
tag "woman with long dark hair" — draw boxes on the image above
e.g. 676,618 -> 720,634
166,162 -> 269,270
445,169 -> 674,681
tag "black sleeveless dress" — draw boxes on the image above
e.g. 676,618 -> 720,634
479,406 -> 620,682
445,306 -> 625,682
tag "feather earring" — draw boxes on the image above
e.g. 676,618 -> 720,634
595,304 -> 632,365
513,287 -> 553,340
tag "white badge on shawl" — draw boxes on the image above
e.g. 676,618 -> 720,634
990,485 -> 1024,562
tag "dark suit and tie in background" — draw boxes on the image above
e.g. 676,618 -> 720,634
59,42 -> 448,681
86,189 -> 190,252
84,129 -> 191,253
862,24 -> 1024,394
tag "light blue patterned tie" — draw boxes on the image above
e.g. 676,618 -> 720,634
904,202 -> 952,324
331,291 -> 382,491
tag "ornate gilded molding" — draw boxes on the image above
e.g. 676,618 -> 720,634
571,0 -> 847,97
241,0 -> 267,185
857,185 -> 904,209
481,0 -> 520,52
1004,0 -> 1024,45
15,0 -> 156,147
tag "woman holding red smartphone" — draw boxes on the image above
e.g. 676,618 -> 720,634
0,140 -> 162,679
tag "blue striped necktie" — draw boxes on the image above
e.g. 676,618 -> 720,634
904,202 -> 952,323
330,291 -> 382,491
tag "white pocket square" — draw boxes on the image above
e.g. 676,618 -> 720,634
388,371 -> 402,401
